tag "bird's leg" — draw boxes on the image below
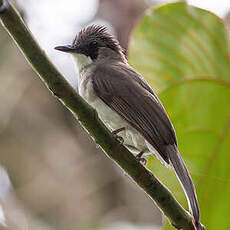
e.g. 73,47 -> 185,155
0,0 -> 9,14
112,127 -> 126,135
136,148 -> 148,165
112,127 -> 126,144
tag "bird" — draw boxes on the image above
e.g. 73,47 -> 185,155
55,25 -> 201,230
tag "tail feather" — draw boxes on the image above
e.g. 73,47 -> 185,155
167,144 -> 201,230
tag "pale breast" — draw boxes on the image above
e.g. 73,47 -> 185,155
91,97 -> 147,153
73,57 -> 164,162
78,69 -> 147,153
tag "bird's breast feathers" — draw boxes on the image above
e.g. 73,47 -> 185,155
78,65 -> 147,152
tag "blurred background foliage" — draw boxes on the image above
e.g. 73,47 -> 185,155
0,1 -> 230,230
129,2 -> 230,230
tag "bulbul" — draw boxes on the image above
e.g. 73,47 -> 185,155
55,25 -> 201,230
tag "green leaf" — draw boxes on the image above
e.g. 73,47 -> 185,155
129,2 -> 230,230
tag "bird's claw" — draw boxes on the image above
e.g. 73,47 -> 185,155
136,156 -> 147,165
116,135 -> 124,144
113,134 -> 124,144
136,149 -> 147,165
112,127 -> 125,135
112,127 -> 125,144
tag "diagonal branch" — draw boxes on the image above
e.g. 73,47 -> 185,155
0,1 -> 201,229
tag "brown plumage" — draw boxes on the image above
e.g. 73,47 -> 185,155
55,25 -> 202,230
92,61 -> 177,163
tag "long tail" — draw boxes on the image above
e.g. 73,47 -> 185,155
166,144 -> 201,230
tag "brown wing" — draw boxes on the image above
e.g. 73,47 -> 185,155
92,62 -> 177,163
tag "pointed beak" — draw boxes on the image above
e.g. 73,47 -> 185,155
54,45 -> 76,53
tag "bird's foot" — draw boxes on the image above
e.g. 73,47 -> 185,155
112,127 -> 125,144
114,135 -> 124,144
112,127 -> 125,135
0,0 -> 9,14
138,157 -> 147,165
136,149 -> 147,165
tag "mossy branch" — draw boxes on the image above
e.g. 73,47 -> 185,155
0,1 -> 202,229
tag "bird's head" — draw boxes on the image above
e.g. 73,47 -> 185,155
55,25 -> 125,69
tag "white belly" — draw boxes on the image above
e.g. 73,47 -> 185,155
78,70 -> 164,161
77,71 -> 144,151
93,99 -> 170,166
91,98 -> 147,154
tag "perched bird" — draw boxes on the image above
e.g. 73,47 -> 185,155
55,25 -> 201,229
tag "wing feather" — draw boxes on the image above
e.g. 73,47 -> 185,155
92,62 -> 177,163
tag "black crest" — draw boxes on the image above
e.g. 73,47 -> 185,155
73,25 -> 123,60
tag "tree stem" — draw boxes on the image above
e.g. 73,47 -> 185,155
0,1 -> 201,229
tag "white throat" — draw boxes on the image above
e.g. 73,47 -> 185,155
72,53 -> 93,71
